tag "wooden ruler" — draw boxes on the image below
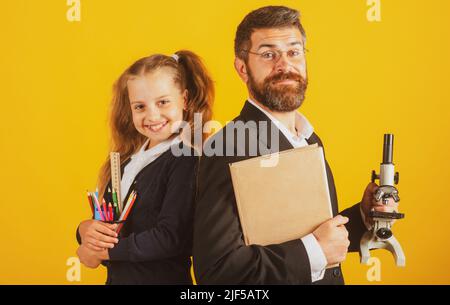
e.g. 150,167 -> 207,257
110,152 -> 122,214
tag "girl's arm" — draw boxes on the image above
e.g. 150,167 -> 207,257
107,156 -> 197,262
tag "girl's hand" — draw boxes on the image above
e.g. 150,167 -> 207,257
76,244 -> 102,269
78,219 -> 119,251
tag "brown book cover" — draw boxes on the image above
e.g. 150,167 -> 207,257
229,144 -> 333,246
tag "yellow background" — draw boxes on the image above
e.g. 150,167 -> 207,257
1,0 -> 449,284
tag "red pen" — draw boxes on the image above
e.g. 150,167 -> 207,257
102,198 -> 109,221
109,203 -> 113,221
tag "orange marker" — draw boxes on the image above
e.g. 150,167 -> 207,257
117,193 -> 137,234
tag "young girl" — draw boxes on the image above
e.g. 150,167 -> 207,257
76,50 -> 214,284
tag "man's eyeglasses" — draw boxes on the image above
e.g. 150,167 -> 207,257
240,48 -> 308,63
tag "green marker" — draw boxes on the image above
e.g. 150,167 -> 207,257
112,189 -> 119,216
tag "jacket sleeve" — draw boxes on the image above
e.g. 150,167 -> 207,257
193,154 -> 312,285
76,226 -> 82,245
340,203 -> 367,252
108,156 -> 197,262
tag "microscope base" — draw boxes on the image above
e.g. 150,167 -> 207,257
360,230 -> 406,267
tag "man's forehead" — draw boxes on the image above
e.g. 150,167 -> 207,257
250,27 -> 303,49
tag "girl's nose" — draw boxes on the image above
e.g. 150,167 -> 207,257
145,104 -> 161,121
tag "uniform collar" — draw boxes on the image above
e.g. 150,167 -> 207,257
247,98 -> 314,142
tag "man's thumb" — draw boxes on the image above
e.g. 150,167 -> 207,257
330,215 -> 349,226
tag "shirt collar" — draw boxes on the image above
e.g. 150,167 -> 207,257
134,136 -> 182,160
247,98 -> 314,141
120,135 -> 182,204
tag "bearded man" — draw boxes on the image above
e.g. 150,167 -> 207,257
193,6 -> 398,284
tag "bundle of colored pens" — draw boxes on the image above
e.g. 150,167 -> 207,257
86,189 -> 117,222
86,189 -> 138,233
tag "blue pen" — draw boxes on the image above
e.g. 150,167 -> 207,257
94,206 -> 101,220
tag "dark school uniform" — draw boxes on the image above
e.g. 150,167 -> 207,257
77,142 -> 198,284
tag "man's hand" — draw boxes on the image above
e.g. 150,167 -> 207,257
360,182 -> 399,226
78,219 -> 118,251
76,244 -> 110,269
313,215 -> 350,266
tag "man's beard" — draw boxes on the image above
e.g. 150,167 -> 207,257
247,68 -> 308,112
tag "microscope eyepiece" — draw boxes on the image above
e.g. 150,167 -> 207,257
383,134 -> 394,164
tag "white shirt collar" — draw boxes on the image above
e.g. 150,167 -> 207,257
120,136 -> 182,203
133,136 -> 181,160
247,98 -> 314,147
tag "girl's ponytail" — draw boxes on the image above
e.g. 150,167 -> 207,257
175,50 -> 214,142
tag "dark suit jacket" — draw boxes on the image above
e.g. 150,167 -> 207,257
77,142 -> 197,285
193,101 -> 367,284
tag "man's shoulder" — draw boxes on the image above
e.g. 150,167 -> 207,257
307,132 -> 323,147
204,112 -> 248,141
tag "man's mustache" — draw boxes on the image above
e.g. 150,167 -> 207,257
265,72 -> 306,85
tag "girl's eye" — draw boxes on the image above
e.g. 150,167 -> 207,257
158,100 -> 170,106
134,104 -> 144,111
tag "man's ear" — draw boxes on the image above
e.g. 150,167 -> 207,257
234,57 -> 249,83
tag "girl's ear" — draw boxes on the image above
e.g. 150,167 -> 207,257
183,89 -> 188,110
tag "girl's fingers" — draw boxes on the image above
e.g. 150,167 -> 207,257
95,224 -> 118,237
89,239 -> 115,249
85,236 -> 115,249
99,222 -> 118,230
92,231 -> 119,244
85,243 -> 104,252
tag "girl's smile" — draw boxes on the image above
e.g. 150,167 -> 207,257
144,120 -> 169,133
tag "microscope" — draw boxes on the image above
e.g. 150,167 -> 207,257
360,134 -> 406,267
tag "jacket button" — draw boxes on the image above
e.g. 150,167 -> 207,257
333,269 -> 341,277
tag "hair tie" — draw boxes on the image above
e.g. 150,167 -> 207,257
171,54 -> 179,62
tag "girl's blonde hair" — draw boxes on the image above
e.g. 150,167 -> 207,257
97,50 -> 214,200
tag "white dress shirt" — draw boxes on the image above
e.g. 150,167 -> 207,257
247,98 -> 328,282
120,136 -> 182,204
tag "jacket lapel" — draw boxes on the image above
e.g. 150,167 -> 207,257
305,133 -> 319,146
239,100 -> 294,154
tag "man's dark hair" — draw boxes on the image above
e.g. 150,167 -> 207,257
234,6 -> 306,62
